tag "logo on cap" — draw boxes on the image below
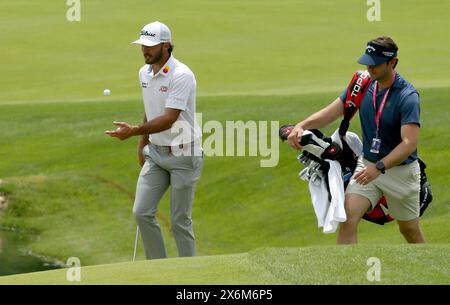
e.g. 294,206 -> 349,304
141,30 -> 156,37
132,21 -> 172,47
366,45 -> 376,53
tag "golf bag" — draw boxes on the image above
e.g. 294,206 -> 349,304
279,70 -> 433,225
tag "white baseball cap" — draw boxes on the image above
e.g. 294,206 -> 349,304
132,21 -> 171,47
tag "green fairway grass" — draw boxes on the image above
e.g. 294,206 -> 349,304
0,245 -> 448,284
1,0 -> 450,104
1,0 -> 449,284
0,88 -> 449,270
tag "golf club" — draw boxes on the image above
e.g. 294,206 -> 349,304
133,225 -> 139,262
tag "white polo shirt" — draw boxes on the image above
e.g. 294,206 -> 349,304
138,55 -> 201,146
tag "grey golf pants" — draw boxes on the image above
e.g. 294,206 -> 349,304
133,143 -> 204,259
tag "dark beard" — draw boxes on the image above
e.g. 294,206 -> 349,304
144,46 -> 163,64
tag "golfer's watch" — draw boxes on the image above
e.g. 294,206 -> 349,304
375,160 -> 386,174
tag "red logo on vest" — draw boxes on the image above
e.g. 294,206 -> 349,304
159,86 -> 168,92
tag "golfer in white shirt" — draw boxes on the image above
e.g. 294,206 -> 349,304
106,21 -> 204,259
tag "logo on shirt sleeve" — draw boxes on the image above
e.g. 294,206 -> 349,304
141,82 -> 148,88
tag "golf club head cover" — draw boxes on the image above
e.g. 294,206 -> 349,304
300,130 -> 331,160
279,124 -> 295,141
279,125 -> 342,161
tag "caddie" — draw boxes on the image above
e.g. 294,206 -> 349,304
287,36 -> 425,244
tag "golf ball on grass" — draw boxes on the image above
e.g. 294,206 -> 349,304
103,89 -> 111,96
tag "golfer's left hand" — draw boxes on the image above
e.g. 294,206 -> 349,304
105,121 -> 136,141
353,164 -> 381,185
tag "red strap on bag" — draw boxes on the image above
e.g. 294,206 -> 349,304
339,70 -> 372,136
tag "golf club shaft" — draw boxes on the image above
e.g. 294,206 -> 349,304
133,225 -> 139,262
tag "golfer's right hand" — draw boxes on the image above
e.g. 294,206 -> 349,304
287,124 -> 304,151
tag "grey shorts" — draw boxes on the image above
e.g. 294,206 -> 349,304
346,157 -> 421,221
